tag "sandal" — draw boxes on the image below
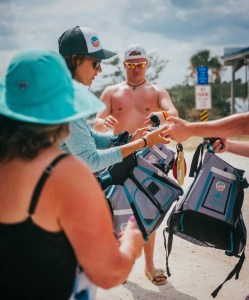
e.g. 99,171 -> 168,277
145,268 -> 167,286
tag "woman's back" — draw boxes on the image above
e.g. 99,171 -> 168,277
0,152 -> 77,300
0,48 -> 144,300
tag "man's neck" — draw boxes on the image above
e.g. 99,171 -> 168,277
126,79 -> 147,91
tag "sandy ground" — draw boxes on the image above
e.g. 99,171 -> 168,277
97,139 -> 249,300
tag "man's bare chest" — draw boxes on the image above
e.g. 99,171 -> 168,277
111,90 -> 159,113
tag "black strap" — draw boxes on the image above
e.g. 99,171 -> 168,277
189,142 -> 205,177
129,202 -> 148,240
164,211 -> 175,277
129,174 -> 163,213
28,153 -> 69,214
211,249 -> 245,298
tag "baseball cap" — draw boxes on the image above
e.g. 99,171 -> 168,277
58,26 -> 116,59
124,44 -> 148,60
0,49 -> 105,124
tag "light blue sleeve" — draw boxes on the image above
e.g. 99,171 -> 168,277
61,119 -> 123,173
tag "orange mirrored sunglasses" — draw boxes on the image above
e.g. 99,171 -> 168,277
125,62 -> 147,70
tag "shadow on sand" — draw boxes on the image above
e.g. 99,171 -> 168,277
123,280 -> 197,300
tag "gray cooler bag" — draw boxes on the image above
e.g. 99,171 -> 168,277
164,143 -> 248,298
105,154 -> 183,240
141,143 -> 175,174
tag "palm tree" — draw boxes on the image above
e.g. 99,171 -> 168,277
189,50 -> 223,82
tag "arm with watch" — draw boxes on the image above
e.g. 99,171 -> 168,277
118,125 -> 170,159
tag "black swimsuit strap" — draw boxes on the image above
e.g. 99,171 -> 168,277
28,153 -> 69,215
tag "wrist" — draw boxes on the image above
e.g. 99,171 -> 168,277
128,134 -> 133,142
120,241 -> 137,262
141,137 -> 147,148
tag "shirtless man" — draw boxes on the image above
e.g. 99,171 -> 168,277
94,44 -> 178,285
94,44 -> 178,134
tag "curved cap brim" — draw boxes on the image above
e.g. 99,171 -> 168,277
87,48 -> 116,60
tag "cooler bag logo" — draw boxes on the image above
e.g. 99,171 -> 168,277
148,154 -> 157,163
216,181 -> 225,191
120,222 -> 127,231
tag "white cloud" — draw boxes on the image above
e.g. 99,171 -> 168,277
0,0 -> 248,87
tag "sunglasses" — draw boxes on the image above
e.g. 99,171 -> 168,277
125,62 -> 147,70
92,60 -> 101,70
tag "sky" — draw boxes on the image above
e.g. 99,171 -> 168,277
1,0 -> 249,88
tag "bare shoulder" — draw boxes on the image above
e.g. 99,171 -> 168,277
150,82 -> 170,95
103,81 -> 126,93
51,155 -> 96,187
48,154 -> 106,215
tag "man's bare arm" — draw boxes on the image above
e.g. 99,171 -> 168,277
213,139 -> 249,158
144,87 -> 178,126
163,112 -> 249,142
158,87 -> 178,117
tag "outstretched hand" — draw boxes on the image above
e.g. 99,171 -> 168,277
129,127 -> 148,142
211,138 -> 227,153
144,124 -> 170,147
160,116 -> 190,143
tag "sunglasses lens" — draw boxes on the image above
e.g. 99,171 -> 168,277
93,60 -> 101,69
137,63 -> 145,69
126,62 -> 146,69
127,63 -> 135,69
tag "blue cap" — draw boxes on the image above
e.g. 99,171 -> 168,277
0,49 -> 105,124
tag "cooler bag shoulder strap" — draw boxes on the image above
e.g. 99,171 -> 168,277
189,141 -> 206,177
121,182 -> 149,241
163,218 -> 174,277
211,249 -> 245,298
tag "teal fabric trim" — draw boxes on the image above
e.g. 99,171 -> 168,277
106,185 -> 116,199
179,214 -> 184,232
207,143 -> 214,153
225,181 -> 236,223
137,164 -> 154,176
140,148 -> 150,156
123,184 -> 134,205
133,187 -> 158,226
195,172 -> 213,211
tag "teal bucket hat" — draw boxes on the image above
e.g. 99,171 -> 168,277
0,49 -> 105,124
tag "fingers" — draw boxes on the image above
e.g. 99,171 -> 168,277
126,215 -> 136,229
104,115 -> 119,128
212,140 -> 225,153
159,136 -> 170,144
144,119 -> 152,125
138,126 -> 149,132
166,116 -> 178,123
157,124 -> 170,133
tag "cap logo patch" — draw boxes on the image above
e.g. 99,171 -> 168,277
16,81 -> 30,91
129,50 -> 142,57
91,36 -> 99,47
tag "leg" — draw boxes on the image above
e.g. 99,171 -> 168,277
144,231 -> 156,273
144,231 -> 167,285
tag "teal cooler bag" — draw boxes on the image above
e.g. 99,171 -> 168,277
105,155 -> 183,240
